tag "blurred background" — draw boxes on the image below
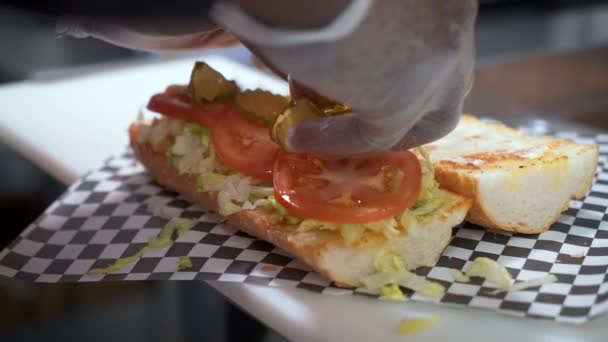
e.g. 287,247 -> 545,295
1,0 -> 608,341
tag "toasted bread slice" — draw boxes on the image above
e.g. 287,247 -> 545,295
426,115 -> 599,234
130,125 -> 472,287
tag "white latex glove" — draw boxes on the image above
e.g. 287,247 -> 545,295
56,0 -> 478,157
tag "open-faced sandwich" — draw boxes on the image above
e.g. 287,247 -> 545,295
129,62 -> 597,292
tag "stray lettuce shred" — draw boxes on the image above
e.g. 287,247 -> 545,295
88,217 -> 195,275
465,257 -> 513,289
398,315 -> 440,335
380,284 -> 406,301
360,249 -> 446,299
148,217 -> 196,248
177,256 -> 193,271
88,247 -> 150,276
461,259 -> 556,293
450,269 -> 471,283
490,274 -> 558,294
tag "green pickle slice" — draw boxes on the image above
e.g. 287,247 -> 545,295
271,96 -> 351,150
272,98 -> 324,150
235,89 -> 289,125
186,61 -> 352,151
305,92 -> 351,116
189,62 -> 238,103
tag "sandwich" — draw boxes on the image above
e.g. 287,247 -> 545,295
129,62 -> 597,290
130,62 -> 471,288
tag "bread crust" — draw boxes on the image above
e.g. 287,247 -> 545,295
428,115 -> 599,234
130,124 -> 471,287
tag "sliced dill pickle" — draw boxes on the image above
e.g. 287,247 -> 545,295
235,89 -> 289,125
304,93 -> 351,116
189,62 -> 238,103
272,98 -> 323,150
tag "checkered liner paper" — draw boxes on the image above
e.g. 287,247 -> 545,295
1,130 -> 607,325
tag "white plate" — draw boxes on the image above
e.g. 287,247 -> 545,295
0,54 -> 605,342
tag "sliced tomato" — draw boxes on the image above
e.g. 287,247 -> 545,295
147,90 -> 228,128
210,107 -> 280,181
164,84 -> 189,97
273,151 -> 422,223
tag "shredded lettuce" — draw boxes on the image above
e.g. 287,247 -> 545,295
298,217 -> 401,241
395,271 -> 446,298
412,197 -> 447,217
249,186 -> 275,199
360,249 -> 446,299
217,191 -> 244,216
184,123 -> 208,136
490,274 -> 558,294
465,257 -> 513,289
196,172 -> 274,215
380,284 -> 406,301
341,224 -> 364,246
450,269 -> 471,283
297,219 -> 336,232
210,174 -> 254,216
365,219 -> 400,238
268,196 -> 289,217
417,147 -> 439,203
398,315 -> 440,335
168,124 -> 221,175
177,256 -> 193,271
508,274 -> 557,292
374,250 -> 405,274
146,118 -> 185,150
148,217 -> 195,248
88,247 -> 150,275
88,217 -> 195,275
268,196 -> 301,224
398,210 -> 416,231
242,198 -> 270,210
141,118 -> 452,248
137,118 -> 229,176
196,173 -> 247,215
360,269 -> 445,299
197,172 -> 228,192
398,147 -> 452,226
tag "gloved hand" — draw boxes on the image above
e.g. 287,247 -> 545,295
56,0 -> 478,158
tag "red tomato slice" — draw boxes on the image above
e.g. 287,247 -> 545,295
273,151 -> 422,223
147,90 -> 228,128
164,84 -> 189,97
210,107 -> 280,182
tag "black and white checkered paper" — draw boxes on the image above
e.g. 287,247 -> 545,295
1,132 -> 607,324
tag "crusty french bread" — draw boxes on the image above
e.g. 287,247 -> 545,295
426,115 -> 599,234
130,125 -> 472,287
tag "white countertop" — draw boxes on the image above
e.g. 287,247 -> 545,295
1,54 -> 605,342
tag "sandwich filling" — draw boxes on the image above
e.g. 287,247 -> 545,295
135,61 -> 452,247
136,116 -> 450,246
